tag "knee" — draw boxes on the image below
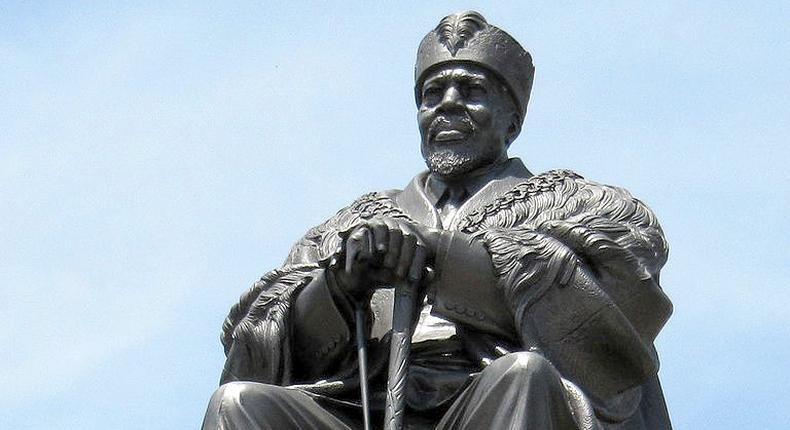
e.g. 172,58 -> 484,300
489,351 -> 558,385
213,381 -> 257,400
209,381 -> 284,413
204,382 -> 287,430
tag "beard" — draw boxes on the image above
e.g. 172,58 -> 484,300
423,145 -> 487,179
420,113 -> 506,179
422,142 -> 500,179
422,115 -> 480,178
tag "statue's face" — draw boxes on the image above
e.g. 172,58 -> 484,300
418,64 -> 518,180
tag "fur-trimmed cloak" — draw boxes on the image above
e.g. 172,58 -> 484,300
218,159 -> 672,429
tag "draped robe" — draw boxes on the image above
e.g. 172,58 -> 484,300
216,159 -> 673,429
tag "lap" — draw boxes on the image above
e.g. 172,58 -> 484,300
437,351 -> 582,430
203,352 -> 594,430
202,381 -> 359,430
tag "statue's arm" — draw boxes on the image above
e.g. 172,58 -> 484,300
221,192 -> 405,385
220,222 -> 356,385
429,231 -> 515,341
500,186 -> 671,400
431,181 -> 672,400
219,264 -> 333,385
289,267 -> 356,379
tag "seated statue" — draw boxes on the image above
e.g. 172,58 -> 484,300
202,10 -> 673,430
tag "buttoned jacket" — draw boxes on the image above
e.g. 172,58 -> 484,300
220,158 -> 673,429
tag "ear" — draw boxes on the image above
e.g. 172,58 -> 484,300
505,111 -> 522,146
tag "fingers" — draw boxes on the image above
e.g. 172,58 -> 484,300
361,226 -> 374,261
382,218 -> 402,269
408,245 -> 428,283
345,229 -> 361,274
396,223 -> 417,280
348,218 -> 434,286
370,220 -> 389,255
345,226 -> 371,274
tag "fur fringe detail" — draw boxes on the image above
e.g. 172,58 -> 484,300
463,170 -> 668,321
221,191 -> 413,384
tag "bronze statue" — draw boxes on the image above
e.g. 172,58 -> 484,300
203,10 -> 673,430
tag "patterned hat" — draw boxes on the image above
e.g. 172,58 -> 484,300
415,11 -> 535,117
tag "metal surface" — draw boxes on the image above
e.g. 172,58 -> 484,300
202,10 -> 674,430
383,280 -> 420,430
354,307 -> 372,430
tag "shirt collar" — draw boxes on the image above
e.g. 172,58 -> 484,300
424,158 -> 514,206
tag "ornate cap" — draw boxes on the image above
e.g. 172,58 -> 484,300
415,11 -> 535,117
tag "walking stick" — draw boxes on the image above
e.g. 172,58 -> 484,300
354,305 -> 372,430
383,278 -> 421,430
325,251 -> 372,430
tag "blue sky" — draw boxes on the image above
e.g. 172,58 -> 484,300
1,1 -> 788,428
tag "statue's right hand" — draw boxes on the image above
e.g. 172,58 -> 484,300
330,225 -> 379,301
332,218 -> 433,301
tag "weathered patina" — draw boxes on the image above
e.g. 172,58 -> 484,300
203,10 -> 673,430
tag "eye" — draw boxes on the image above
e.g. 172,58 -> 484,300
422,86 -> 442,105
466,83 -> 487,101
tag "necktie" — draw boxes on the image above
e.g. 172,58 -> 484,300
439,186 -> 467,227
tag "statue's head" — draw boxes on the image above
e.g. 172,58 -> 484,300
415,11 -> 534,180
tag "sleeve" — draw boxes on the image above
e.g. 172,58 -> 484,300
220,264 -> 329,385
221,264 -> 361,386
289,269 -> 355,378
432,183 -> 672,401
220,228 -> 355,385
483,193 -> 672,401
219,191 -> 408,386
429,231 -> 516,341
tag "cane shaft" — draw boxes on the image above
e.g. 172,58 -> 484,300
355,307 -> 372,430
383,281 -> 419,430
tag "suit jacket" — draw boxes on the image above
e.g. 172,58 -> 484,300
219,158 -> 673,429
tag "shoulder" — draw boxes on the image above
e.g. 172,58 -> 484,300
518,168 -> 650,211
529,168 -> 633,196
284,189 -> 405,265
346,189 -> 403,217
458,169 -> 658,232
554,171 -> 661,227
457,169 -> 580,231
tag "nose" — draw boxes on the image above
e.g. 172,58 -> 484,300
438,85 -> 463,112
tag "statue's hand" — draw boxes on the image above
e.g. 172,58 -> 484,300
332,217 -> 440,301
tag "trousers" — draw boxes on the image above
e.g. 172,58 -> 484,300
202,351 -> 580,430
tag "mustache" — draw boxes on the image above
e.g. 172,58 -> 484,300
428,115 -> 476,140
